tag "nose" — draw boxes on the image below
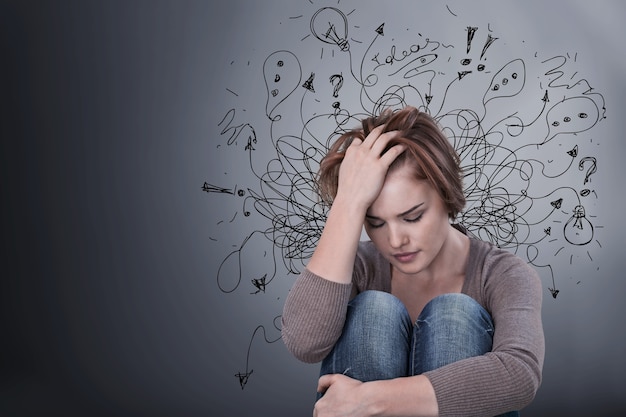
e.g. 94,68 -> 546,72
387,224 -> 408,249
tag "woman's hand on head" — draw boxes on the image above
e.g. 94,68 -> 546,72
335,125 -> 406,210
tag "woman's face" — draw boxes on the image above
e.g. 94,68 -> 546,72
364,163 -> 451,277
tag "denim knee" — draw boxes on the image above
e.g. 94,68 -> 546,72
348,290 -> 409,322
343,291 -> 413,357
320,290 -> 412,382
418,293 -> 494,333
412,293 -> 494,374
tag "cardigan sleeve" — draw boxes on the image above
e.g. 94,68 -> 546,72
424,245 -> 545,416
281,268 -> 353,363
280,241 -> 388,363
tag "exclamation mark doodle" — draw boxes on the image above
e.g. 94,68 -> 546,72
461,26 -> 477,66
480,33 -> 498,61
459,26 -> 477,80
466,26 -> 477,54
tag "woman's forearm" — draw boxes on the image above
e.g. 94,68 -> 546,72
306,194 -> 367,284
364,375 -> 438,417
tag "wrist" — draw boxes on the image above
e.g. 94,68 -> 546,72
330,193 -> 369,219
362,376 -> 439,417
359,381 -> 387,417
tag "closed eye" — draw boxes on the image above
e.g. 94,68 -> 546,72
366,220 -> 385,229
405,214 -> 423,223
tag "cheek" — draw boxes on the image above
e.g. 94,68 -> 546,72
363,226 -> 377,241
364,226 -> 386,247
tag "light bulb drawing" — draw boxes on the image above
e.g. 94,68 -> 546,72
310,7 -> 350,52
563,205 -> 594,246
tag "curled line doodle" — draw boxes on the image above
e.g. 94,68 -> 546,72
216,230 -> 277,294
527,244 -> 559,298
235,317 -> 282,390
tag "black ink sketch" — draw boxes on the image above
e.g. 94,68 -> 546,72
234,318 -> 282,390
205,2 -> 606,387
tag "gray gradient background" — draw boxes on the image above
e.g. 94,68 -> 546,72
2,1 -> 626,416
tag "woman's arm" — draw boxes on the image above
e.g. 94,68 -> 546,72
306,126 -> 405,284
305,194 -> 367,284
424,250 -> 545,416
282,127 -> 405,361
315,374 -> 438,417
312,246 -> 544,417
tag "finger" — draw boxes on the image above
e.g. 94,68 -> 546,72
361,125 -> 386,147
379,143 -> 407,166
370,130 -> 402,156
349,137 -> 363,147
316,374 -> 334,393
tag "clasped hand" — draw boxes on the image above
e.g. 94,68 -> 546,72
314,374 -> 370,417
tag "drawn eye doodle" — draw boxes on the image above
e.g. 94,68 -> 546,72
461,58 -> 472,65
263,50 -> 301,120
483,59 -> 526,104
544,96 -> 600,142
477,64 -> 485,71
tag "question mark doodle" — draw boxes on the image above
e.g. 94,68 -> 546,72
329,73 -> 344,98
578,156 -> 597,185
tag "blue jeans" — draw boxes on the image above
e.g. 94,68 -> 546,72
320,290 -> 519,417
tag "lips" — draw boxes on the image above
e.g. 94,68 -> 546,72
392,251 -> 418,263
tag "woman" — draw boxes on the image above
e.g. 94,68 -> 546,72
281,106 -> 544,417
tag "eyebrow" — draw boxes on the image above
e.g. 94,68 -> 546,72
366,203 -> 424,220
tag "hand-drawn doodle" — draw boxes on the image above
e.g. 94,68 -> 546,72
578,156 -> 597,185
544,96 -> 600,144
310,7 -> 350,52
234,318 -> 282,390
563,205 -> 594,246
205,2 -> 606,388
483,59 -> 525,104
263,51 -> 302,121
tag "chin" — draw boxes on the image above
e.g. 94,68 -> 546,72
392,262 -> 423,276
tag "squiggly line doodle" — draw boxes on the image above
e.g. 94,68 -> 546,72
203,3 -> 607,389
